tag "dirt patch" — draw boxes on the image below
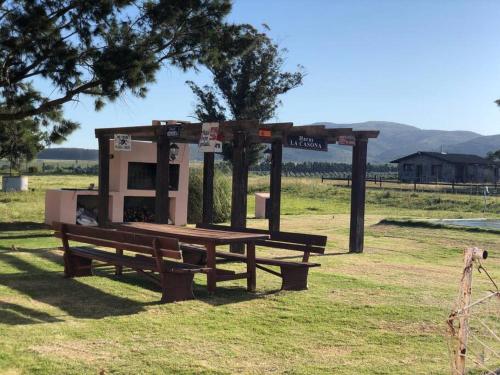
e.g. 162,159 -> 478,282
30,339 -> 120,365
311,344 -> 352,361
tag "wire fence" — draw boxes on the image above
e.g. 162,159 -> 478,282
447,248 -> 499,374
322,177 -> 500,196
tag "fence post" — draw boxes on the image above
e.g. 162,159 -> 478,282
414,181 -> 417,191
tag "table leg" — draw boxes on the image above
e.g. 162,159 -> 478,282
206,243 -> 216,294
246,242 -> 256,292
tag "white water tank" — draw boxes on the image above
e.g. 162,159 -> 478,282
2,176 -> 29,192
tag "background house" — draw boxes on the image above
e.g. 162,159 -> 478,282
391,152 -> 499,183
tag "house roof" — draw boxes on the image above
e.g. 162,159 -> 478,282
390,152 -> 499,166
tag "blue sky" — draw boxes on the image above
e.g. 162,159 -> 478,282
61,0 -> 500,148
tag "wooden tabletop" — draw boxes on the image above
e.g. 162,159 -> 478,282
115,222 -> 269,245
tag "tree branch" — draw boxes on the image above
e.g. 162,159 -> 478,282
0,80 -> 101,121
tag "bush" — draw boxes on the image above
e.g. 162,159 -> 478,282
188,168 -> 231,224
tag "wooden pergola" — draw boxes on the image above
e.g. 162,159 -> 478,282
94,120 -> 379,253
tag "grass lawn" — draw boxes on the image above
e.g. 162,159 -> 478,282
0,175 -> 498,374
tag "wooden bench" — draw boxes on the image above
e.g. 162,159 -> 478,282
54,223 -> 210,303
181,224 -> 327,291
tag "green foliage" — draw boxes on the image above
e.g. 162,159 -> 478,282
486,149 -> 500,161
0,0 -> 235,122
0,119 -> 43,173
187,168 -> 231,224
187,25 -> 304,166
0,113 -> 78,173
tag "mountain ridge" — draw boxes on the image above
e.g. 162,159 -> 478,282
36,121 -> 499,164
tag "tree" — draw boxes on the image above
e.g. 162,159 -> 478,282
187,25 -> 304,166
486,150 -> 500,161
0,0 -> 235,123
0,107 -> 77,173
0,119 -> 42,174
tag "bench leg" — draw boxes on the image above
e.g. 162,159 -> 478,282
159,272 -> 195,303
280,266 -> 309,291
64,252 -> 92,278
115,248 -> 123,275
181,249 -> 207,266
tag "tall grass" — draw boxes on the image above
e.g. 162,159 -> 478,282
187,168 -> 231,224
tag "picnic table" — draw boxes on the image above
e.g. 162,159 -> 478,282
115,222 -> 269,293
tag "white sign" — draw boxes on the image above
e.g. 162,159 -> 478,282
114,134 -> 132,151
198,122 -> 222,153
338,135 -> 356,146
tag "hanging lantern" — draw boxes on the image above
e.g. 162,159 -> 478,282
264,147 -> 272,163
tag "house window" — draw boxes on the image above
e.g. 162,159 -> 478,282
431,165 -> 442,177
403,164 -> 414,172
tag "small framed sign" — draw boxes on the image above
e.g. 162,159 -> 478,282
286,135 -> 328,152
166,125 -> 181,138
114,134 -> 132,151
199,122 -> 222,153
338,135 -> 356,146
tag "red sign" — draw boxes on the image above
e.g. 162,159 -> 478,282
259,128 -> 272,138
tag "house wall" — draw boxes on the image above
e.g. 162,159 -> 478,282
396,155 -> 498,183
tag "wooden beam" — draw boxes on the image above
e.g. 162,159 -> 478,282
269,140 -> 282,232
230,131 -> 247,253
349,137 -> 368,253
97,136 -> 110,227
202,152 -> 215,224
155,130 -> 170,224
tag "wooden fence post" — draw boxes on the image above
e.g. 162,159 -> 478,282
155,128 -> 170,224
202,152 -> 215,224
453,247 -> 488,375
349,137 -> 368,253
97,136 -> 110,227
269,140 -> 282,232
230,131 -> 247,253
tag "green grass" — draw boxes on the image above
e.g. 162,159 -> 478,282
0,175 -> 499,374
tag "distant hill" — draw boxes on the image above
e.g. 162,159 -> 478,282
446,134 -> 500,156
37,148 -> 98,161
38,121 -> 500,164
274,121 -> 489,163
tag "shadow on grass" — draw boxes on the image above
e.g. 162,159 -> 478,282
0,250 -> 152,323
189,281 -> 280,307
94,267 -> 272,306
0,301 -> 63,325
0,233 -> 54,240
0,221 -> 53,240
0,245 -> 266,319
0,222 -> 49,231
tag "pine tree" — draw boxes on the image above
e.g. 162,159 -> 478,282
187,25 -> 304,166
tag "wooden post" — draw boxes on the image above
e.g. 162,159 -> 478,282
230,131 -> 247,253
246,241 -> 256,292
97,136 -> 110,227
202,152 -> 215,224
269,140 -> 282,232
453,247 -> 488,374
155,129 -> 170,224
349,137 -> 368,253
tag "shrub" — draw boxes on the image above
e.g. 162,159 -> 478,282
188,168 -> 231,224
